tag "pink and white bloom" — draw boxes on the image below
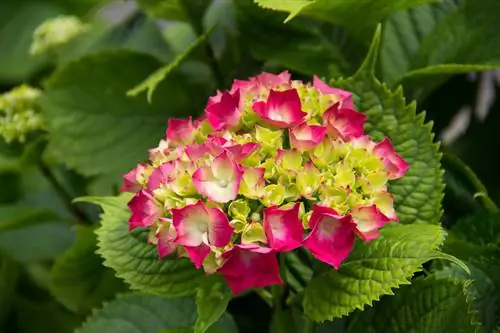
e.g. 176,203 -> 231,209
252,89 -> 306,128
232,71 -> 291,94
217,244 -> 282,295
192,152 -> 244,203
166,117 -> 197,147
172,201 -> 233,268
128,190 -> 162,230
289,123 -> 327,151
303,206 -> 356,268
323,104 -> 366,140
205,89 -> 242,130
263,203 -> 304,252
372,138 -> 409,180
313,76 -> 355,109
147,162 -> 174,191
351,205 -> 391,241
120,163 -> 147,193
156,219 -> 177,258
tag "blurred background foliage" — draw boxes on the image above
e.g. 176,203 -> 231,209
1,0 -> 500,332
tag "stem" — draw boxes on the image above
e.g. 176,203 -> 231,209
303,318 -> 316,333
38,162 -> 89,224
204,43 -> 225,88
254,288 -> 273,307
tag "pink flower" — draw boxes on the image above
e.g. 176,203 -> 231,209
224,142 -> 259,161
192,152 -> 243,203
205,89 -> 242,130
172,201 -> 233,268
289,123 -> 327,150
313,76 -> 355,109
323,104 -> 366,140
156,219 -> 177,258
128,190 -> 162,230
372,138 -> 409,179
217,244 -> 282,295
252,89 -> 306,128
232,71 -> 291,94
303,206 -> 356,269
263,203 -> 304,252
351,205 -> 391,241
120,163 -> 147,192
147,162 -> 174,191
166,117 -> 197,147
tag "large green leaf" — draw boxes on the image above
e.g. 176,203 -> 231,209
76,293 -> 237,333
233,0 -> 349,76
39,50 -> 209,180
367,276 -> 479,333
380,0 -> 500,91
332,26 -> 444,225
79,194 -> 204,297
254,0 -> 440,41
303,223 -> 445,321
449,211 -> 500,247
49,225 -> 127,314
195,275 -> 232,333
0,249 -> 18,327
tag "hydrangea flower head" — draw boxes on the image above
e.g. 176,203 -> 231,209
121,71 -> 409,294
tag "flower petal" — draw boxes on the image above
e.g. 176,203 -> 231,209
373,137 -> 410,179
263,203 -> 303,252
128,190 -> 162,230
289,123 -> 327,151
157,220 -> 177,258
172,201 -> 209,247
206,206 -> 233,247
323,104 -> 366,140
120,163 -> 147,193
205,89 -> 242,130
147,162 -> 174,191
351,205 -> 391,241
253,89 -> 306,128
217,244 -> 282,295
184,244 -> 211,269
313,76 -> 355,109
239,167 -> 266,199
166,117 -> 196,147
303,206 -> 356,268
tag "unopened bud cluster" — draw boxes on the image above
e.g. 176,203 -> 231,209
0,85 -> 44,143
30,15 -> 88,56
121,72 -> 409,294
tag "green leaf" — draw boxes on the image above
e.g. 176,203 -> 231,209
79,194 -> 204,297
450,211 -> 500,247
128,27 -> 213,102
303,223 -> 445,321
77,293 -> 237,333
39,50 -> 209,179
0,205 -> 59,232
0,249 -> 18,327
233,0 -> 349,76
195,275 -> 232,333
138,0 -> 211,31
254,0 -> 441,41
49,225 -> 127,314
368,276 -> 479,333
380,0 -> 500,90
331,26 -> 444,225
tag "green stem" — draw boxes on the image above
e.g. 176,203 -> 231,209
254,288 -> 273,307
303,318 -> 316,333
38,162 -> 90,224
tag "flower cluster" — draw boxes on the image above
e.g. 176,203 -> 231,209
30,15 -> 88,56
121,72 -> 409,294
0,85 -> 44,143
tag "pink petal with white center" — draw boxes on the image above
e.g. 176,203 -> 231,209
252,89 -> 306,128
323,104 -> 366,140
205,89 -> 242,130
128,190 -> 162,230
224,142 -> 259,161
184,143 -> 210,162
373,138 -> 410,180
192,152 -> 243,203
303,206 -> 356,268
217,244 -> 282,295
120,163 -> 147,193
166,117 -> 196,147
147,162 -> 174,191
289,123 -> 327,150
172,201 -> 232,248
351,205 -> 391,242
263,203 -> 303,252
157,220 -> 177,258
184,244 -> 211,269
313,76 -> 355,109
